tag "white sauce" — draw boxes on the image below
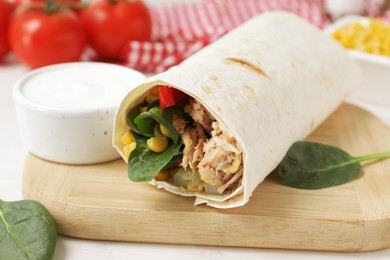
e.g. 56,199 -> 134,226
21,63 -> 143,110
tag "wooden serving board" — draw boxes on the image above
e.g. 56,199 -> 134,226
22,104 -> 390,252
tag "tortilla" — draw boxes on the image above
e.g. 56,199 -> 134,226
113,11 -> 361,208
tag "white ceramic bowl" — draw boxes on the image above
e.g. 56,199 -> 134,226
13,62 -> 146,164
325,16 -> 390,107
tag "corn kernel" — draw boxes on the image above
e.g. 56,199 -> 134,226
123,142 -> 137,158
159,124 -> 170,137
120,131 -> 134,145
187,180 -> 204,192
147,136 -> 168,153
340,37 -> 353,48
351,22 -> 363,31
154,171 -> 169,181
331,30 -> 341,40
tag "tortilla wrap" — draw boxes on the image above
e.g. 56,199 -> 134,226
113,11 -> 361,208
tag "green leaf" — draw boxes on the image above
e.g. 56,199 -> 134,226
0,199 -> 57,260
134,106 -> 180,143
134,112 -> 156,137
127,102 -> 147,134
162,154 -> 183,170
279,141 -> 361,189
279,141 -> 390,189
128,132 -> 182,182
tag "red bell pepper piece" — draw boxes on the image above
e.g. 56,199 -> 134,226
158,86 -> 188,109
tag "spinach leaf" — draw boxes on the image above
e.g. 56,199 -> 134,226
279,141 -> 390,189
134,106 -> 180,143
128,132 -> 182,182
0,199 -> 57,260
134,112 -> 156,137
127,101 -> 147,134
162,154 -> 183,170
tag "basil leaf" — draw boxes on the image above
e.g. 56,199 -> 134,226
0,199 -> 57,260
279,141 -> 390,189
134,106 -> 180,143
128,132 -> 182,182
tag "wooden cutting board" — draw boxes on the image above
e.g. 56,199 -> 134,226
22,104 -> 390,252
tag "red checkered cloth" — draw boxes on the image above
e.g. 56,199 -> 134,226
117,0 -> 390,74
119,0 -> 327,74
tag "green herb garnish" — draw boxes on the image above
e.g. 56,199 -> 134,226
0,199 -> 57,260
279,141 -> 390,189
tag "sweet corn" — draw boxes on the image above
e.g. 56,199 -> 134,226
120,131 -> 134,145
123,142 -> 137,158
187,180 -> 204,192
147,136 -> 168,153
331,19 -> 390,57
154,171 -> 169,181
159,124 -> 170,137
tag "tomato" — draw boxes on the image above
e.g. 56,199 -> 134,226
158,86 -> 188,109
0,0 -> 13,60
81,0 -> 152,60
9,6 -> 86,68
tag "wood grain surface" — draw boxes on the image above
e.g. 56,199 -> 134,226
22,104 -> 390,252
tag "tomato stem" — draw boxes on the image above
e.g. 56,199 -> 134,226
44,0 -> 59,13
62,2 -> 89,10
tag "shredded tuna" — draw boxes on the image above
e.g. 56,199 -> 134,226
184,99 -> 215,134
218,168 -> 243,193
198,121 -> 242,189
173,98 -> 243,193
172,115 -> 187,134
192,132 -> 205,164
173,116 -> 207,171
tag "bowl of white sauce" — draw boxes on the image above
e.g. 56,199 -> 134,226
13,62 -> 146,164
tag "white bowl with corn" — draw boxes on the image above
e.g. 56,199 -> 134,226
325,16 -> 390,107
13,62 -> 146,164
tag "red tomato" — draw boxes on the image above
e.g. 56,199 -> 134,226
9,7 -> 86,69
81,0 -> 152,60
158,86 -> 188,109
0,0 -> 13,60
